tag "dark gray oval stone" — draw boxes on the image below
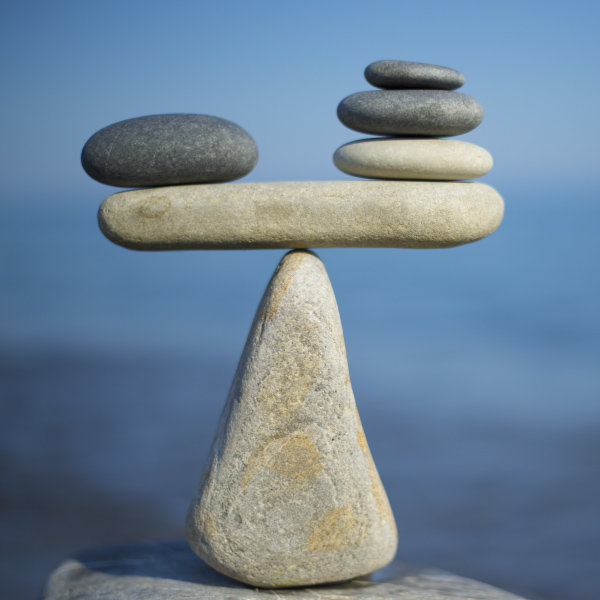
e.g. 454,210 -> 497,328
81,114 -> 258,187
365,60 -> 465,90
337,90 -> 483,137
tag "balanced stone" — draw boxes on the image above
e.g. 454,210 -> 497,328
81,114 -> 258,187
98,180 -> 504,250
337,90 -> 483,136
186,250 -> 398,587
365,60 -> 465,90
334,138 -> 493,181
41,540 -> 530,600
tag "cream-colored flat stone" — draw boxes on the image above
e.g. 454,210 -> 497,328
334,138 -> 493,180
98,180 -> 503,250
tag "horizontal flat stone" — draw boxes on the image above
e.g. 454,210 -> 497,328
337,91 -> 483,136
82,114 -> 258,187
41,540 -> 529,600
334,138 -> 493,180
365,60 -> 465,90
98,181 -> 504,250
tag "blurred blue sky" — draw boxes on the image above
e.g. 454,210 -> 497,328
1,5 -> 600,599
1,0 -> 599,405
1,0 -> 599,203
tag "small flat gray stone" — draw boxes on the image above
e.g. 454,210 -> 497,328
186,250 -> 397,587
41,539 -> 529,600
337,91 -> 483,136
97,180 -> 504,250
365,60 -> 465,90
333,138 -> 493,181
81,114 -> 258,187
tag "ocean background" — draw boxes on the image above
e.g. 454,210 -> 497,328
1,2 -> 600,599
1,184 -> 599,600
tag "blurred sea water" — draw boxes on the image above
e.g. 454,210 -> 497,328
1,186 -> 599,600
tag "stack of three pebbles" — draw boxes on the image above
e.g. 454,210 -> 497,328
334,60 -> 492,182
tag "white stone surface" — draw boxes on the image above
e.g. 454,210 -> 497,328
334,138 -> 493,181
186,251 -> 397,587
98,180 -> 504,250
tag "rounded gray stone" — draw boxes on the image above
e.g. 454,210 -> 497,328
337,91 -> 483,136
365,60 -> 465,90
97,180 -> 504,250
186,250 -> 397,587
333,138 -> 493,181
40,540 -> 529,600
81,114 -> 258,187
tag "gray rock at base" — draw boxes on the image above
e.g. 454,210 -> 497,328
365,60 -> 465,90
41,540 -> 530,600
333,138 -> 493,181
337,91 -> 483,136
81,114 -> 258,187
186,250 -> 398,587
98,180 -> 504,250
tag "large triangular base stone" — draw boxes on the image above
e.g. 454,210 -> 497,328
186,250 -> 397,587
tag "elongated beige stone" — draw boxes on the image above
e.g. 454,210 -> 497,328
98,180 -> 504,250
334,138 -> 493,180
186,250 -> 398,587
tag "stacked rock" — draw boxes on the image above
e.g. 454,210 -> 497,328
334,60 -> 493,182
81,113 -> 258,188
61,75 -> 508,599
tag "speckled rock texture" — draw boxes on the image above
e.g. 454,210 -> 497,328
40,540 -> 530,600
98,180 -> 504,250
337,91 -> 483,136
186,251 -> 398,587
333,138 -> 492,181
81,114 -> 258,187
365,60 -> 465,90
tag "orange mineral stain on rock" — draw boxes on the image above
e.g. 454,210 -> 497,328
255,322 -> 322,421
339,331 -> 347,358
367,453 -> 395,528
352,405 -> 395,528
356,427 -> 368,454
354,405 -> 368,454
267,436 -> 324,478
344,371 -> 351,388
241,433 -> 323,488
305,505 -> 367,552
241,436 -> 283,489
261,251 -> 306,321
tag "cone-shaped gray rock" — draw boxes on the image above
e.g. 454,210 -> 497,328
186,250 -> 398,588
